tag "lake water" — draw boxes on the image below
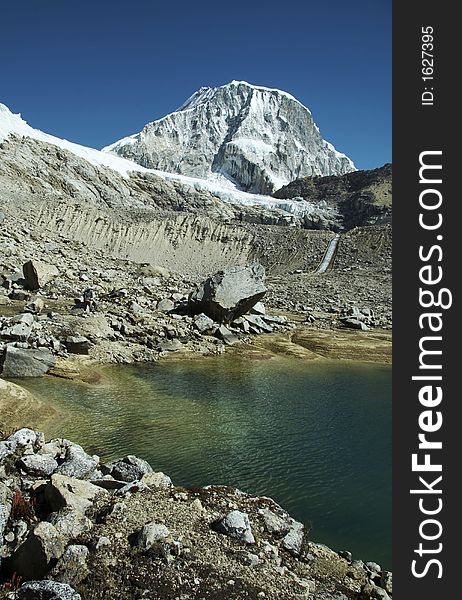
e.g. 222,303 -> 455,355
20,356 -> 391,568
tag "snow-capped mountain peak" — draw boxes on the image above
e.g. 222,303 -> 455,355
103,81 -> 355,194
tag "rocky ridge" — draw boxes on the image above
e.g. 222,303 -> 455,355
0,428 -> 392,600
273,165 -> 392,231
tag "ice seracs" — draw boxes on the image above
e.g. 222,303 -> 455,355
103,81 -> 356,194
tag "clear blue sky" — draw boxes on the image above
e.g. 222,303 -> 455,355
1,0 -> 391,170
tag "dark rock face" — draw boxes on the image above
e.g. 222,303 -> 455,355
188,264 -> 267,324
273,164 -> 392,231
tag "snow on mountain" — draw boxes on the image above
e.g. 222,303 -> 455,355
0,101 -> 342,224
0,103 -> 149,177
103,80 -> 356,194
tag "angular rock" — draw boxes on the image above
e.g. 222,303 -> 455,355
25,297 -> 45,314
45,474 -> 106,513
188,264 -> 267,324
18,454 -> 58,477
261,508 -> 291,537
50,544 -> 90,586
340,317 -> 369,331
1,346 -> 56,378
141,472 -> 172,489
0,481 -> 13,546
49,509 -> 93,539
215,510 -> 255,544
23,260 -> 59,291
8,428 -> 42,448
64,336 -> 93,355
250,301 -> 266,315
104,455 -> 153,483
12,313 -> 35,326
157,298 -> 175,312
55,444 -> 98,479
380,570 -> 393,595
244,314 -> 273,333
2,321 -> 33,341
17,580 -> 81,600
0,440 -> 16,463
372,587 -> 391,600
193,313 -> 215,334
114,480 -> 150,496
233,317 -> 250,333
366,561 -> 382,575
8,521 -> 66,580
215,325 -> 239,345
281,520 -> 304,555
134,522 -> 170,550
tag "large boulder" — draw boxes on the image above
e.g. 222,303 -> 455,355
45,474 -> 106,513
214,510 -> 255,544
18,454 -> 59,477
23,260 -> 59,291
1,346 -> 56,378
7,522 -> 66,580
49,509 -> 94,540
55,443 -> 99,479
50,544 -> 90,586
188,264 -> 267,323
281,520 -> 305,555
103,455 -> 154,483
133,522 -> 171,550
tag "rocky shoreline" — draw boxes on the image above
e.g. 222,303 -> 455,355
0,228 -> 391,381
0,428 -> 392,600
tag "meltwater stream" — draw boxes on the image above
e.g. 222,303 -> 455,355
20,357 -> 391,568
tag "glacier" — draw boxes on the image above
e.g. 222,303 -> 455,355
0,101 -> 343,225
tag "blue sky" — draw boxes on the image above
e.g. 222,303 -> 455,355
1,0 -> 391,170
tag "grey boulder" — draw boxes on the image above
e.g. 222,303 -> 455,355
1,346 -> 55,378
18,454 -> 58,477
7,522 -> 66,580
64,336 -> 93,355
193,313 -> 215,333
134,522 -> 171,550
215,510 -> 255,544
104,455 -> 153,483
45,474 -> 106,513
55,443 -> 98,479
17,580 -> 81,600
23,260 -> 59,290
50,544 -> 90,586
188,264 -> 267,323
281,520 -> 305,555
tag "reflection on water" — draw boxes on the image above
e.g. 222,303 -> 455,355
20,356 -> 391,567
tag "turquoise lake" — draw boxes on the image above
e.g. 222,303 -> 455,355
20,356 -> 392,568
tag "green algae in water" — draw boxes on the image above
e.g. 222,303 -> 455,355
20,356 -> 391,568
